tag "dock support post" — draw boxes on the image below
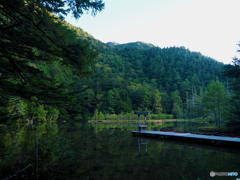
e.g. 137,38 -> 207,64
138,115 -> 140,131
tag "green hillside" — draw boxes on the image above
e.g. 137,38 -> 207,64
107,42 -> 119,46
112,41 -> 155,49
41,24 -> 227,121
90,42 -> 225,116
2,5 -> 237,125
21,24 -> 228,121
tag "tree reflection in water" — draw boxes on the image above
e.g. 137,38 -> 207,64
0,121 -> 240,180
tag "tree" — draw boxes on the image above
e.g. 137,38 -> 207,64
171,90 -> 182,118
202,80 -> 226,126
106,90 -> 115,114
161,92 -> 172,114
92,109 -> 98,120
151,89 -> 162,113
224,56 -> 240,79
224,55 -> 240,130
98,112 -> 105,120
0,0 -> 105,123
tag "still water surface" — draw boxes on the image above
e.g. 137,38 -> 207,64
1,120 -> 240,180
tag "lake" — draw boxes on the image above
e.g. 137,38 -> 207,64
1,120 -> 240,180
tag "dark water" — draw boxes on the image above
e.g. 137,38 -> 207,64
1,120 -> 240,180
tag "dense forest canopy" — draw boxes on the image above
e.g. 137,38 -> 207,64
223,55 -> 240,129
108,41 -> 155,50
88,43 -> 226,118
0,0 -> 240,130
0,0 -> 104,123
35,22 -> 228,122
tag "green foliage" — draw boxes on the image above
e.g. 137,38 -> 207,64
224,55 -> 240,129
0,0 -> 104,124
63,40 -> 227,120
46,107 -> 59,121
106,90 -> 115,114
151,89 -> 162,113
40,41 -> 227,121
0,0 -> 229,124
202,80 -> 226,126
171,90 -> 182,118
166,114 -> 174,119
98,112 -> 105,120
158,112 -> 167,119
3,133 -> 12,147
90,111 -> 173,121
38,136 -> 77,162
7,98 -> 15,113
111,41 -> 155,50
93,109 -> 99,120
27,97 -> 48,121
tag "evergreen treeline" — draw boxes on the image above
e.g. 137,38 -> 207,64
223,57 -> 240,129
1,0 -> 240,129
40,26 -> 228,122
83,43 -> 228,123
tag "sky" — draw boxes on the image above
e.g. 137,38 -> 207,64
65,0 -> 240,64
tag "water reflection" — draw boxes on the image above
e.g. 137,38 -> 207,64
137,139 -> 150,158
0,121 -> 240,180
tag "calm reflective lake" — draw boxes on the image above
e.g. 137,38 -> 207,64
1,120 -> 240,180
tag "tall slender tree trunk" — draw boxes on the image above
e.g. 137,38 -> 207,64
189,98 -> 191,119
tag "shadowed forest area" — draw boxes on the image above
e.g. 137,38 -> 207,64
1,0 -> 240,129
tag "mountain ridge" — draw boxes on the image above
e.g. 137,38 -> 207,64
106,41 -> 155,50
40,21 -> 227,117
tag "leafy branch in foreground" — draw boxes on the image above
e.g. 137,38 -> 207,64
0,0 -> 105,123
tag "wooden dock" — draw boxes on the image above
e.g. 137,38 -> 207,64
132,131 -> 240,144
132,136 -> 240,154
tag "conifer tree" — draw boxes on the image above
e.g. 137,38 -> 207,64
202,80 -> 226,126
0,0 -> 104,123
224,56 -> 240,129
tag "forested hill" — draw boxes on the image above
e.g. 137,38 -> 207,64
2,15 -> 227,122
2,0 -> 240,133
106,42 -> 119,46
107,41 -> 155,49
34,23 -> 225,119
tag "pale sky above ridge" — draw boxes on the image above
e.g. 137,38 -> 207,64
65,0 -> 240,64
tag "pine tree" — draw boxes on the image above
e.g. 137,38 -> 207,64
0,0 -> 104,123
202,80 -> 226,126
171,91 -> 182,118
151,89 -> 162,113
224,56 -> 240,129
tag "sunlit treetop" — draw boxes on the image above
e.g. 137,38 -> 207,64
34,0 -> 105,19
0,0 -> 105,119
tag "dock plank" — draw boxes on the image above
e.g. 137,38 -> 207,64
132,131 -> 240,143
